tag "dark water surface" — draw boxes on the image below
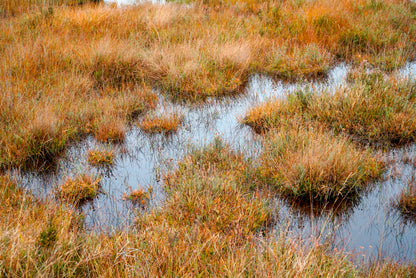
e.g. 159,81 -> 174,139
9,62 -> 416,262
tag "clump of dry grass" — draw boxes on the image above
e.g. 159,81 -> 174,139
259,126 -> 384,201
262,44 -> 333,80
397,176 -> 416,219
139,112 -> 183,134
56,174 -> 102,203
244,74 -> 416,146
93,114 -> 127,142
123,187 -> 152,206
242,93 -> 305,134
87,148 -> 115,166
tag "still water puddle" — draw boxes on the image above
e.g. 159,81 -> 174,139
10,62 -> 416,261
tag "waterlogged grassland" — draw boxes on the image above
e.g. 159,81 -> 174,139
2,0 -> 416,276
244,73 -> 416,146
1,0 -> 416,168
1,152 -> 416,276
243,73 -> 416,202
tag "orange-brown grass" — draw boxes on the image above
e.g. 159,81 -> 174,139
397,176 -> 416,218
1,0 -> 415,167
162,140 -> 270,241
0,0 -> 100,17
0,175 -> 85,276
87,148 -> 115,166
56,174 -> 102,203
0,83 -> 157,168
2,156 -> 416,276
123,187 -> 152,206
259,126 -> 384,201
139,112 -> 183,134
244,74 -> 416,146
261,44 -> 333,80
93,114 -> 127,142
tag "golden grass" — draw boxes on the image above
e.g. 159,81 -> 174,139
0,83 -> 157,168
0,0 -> 100,17
1,0 -> 415,167
123,187 -> 152,206
2,1 -> 416,276
259,126 -> 384,201
1,155 -> 416,276
139,112 -> 183,134
87,148 -> 115,166
0,175 -> 84,276
244,74 -> 416,146
163,141 -> 270,239
56,174 -> 102,203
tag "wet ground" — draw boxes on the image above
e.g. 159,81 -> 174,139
9,53 -> 416,262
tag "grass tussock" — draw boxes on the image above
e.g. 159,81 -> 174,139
259,127 -> 384,201
56,174 -> 101,203
244,73 -> 416,146
397,176 -> 416,219
139,112 -> 183,134
123,187 -> 152,206
87,148 -> 115,166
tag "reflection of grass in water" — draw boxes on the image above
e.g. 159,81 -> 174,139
282,188 -> 364,219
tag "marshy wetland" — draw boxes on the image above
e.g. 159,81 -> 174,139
1,0 -> 416,276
